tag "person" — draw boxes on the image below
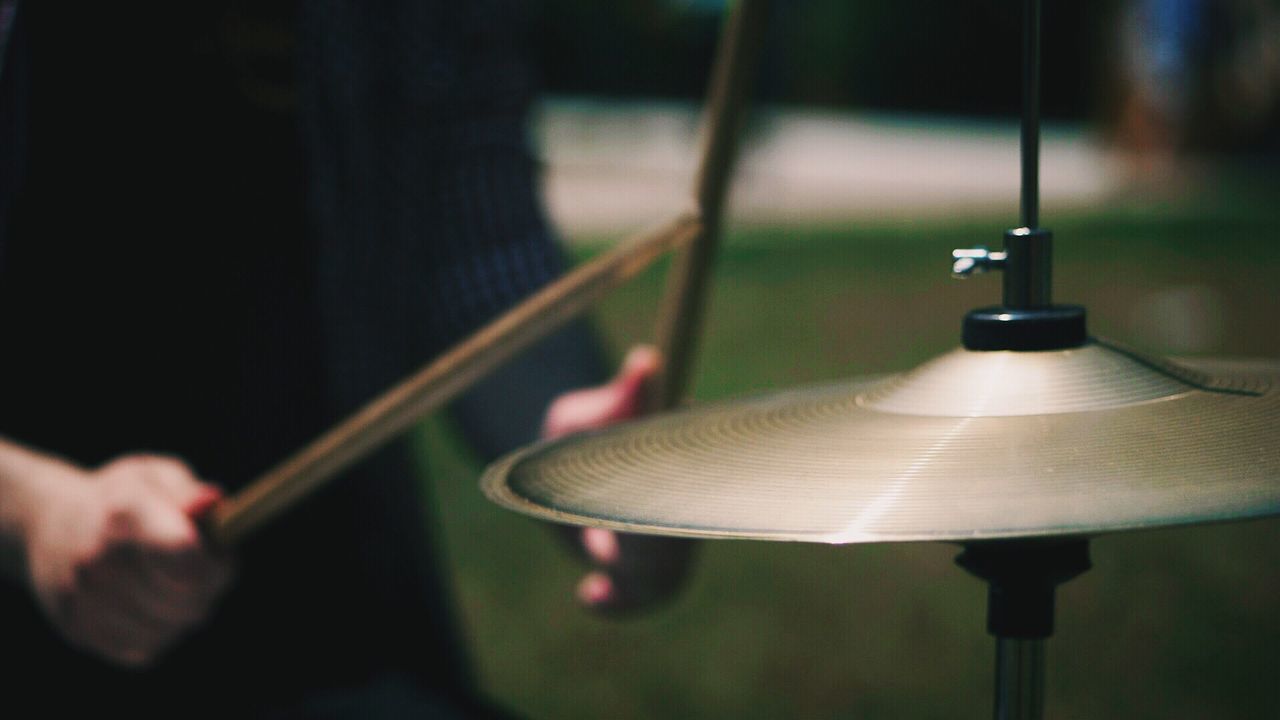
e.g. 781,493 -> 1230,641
0,1 -> 690,716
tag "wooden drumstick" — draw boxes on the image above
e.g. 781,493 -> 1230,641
651,0 -> 769,410
208,214 -> 702,546
208,0 -> 766,546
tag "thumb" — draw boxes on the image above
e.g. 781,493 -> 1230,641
182,484 -> 223,521
542,345 -> 662,439
612,344 -> 662,409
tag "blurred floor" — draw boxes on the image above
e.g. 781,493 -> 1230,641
536,98 -> 1122,237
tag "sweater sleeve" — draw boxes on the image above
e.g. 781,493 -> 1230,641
298,0 -> 608,448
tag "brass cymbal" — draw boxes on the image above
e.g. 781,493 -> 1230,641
482,340 -> 1280,543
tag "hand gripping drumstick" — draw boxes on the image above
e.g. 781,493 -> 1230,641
205,0 -> 769,547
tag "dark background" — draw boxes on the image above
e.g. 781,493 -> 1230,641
535,0 -> 1278,153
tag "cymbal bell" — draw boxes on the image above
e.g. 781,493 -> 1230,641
482,340 -> 1280,544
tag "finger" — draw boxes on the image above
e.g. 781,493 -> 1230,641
133,457 -> 223,517
577,569 -> 680,615
581,527 -> 621,565
66,594 -> 171,667
103,494 -> 198,554
576,571 -> 616,608
95,455 -> 222,560
604,345 -> 662,419
182,484 -> 222,519
542,345 -> 663,439
616,345 -> 662,396
103,495 -> 231,592
70,558 -> 226,669
578,535 -> 699,614
141,543 -> 234,599
81,546 -> 217,628
148,483 -> 234,588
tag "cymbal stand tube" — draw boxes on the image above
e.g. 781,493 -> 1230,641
995,638 -> 1045,720
956,540 -> 1090,720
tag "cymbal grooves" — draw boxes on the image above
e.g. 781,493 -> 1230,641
482,347 -> 1280,544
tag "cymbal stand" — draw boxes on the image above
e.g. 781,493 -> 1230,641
950,0 -> 1087,354
952,0 -> 1094,718
956,540 -> 1092,720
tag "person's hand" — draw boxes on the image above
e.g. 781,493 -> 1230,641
23,454 -> 233,667
542,345 -> 697,614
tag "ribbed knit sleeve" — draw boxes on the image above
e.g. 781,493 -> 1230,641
298,0 -> 595,420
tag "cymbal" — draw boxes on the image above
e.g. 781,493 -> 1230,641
482,340 -> 1280,544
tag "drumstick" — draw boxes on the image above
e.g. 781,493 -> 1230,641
210,0 -> 765,545
650,0 -> 769,410
208,213 -> 702,546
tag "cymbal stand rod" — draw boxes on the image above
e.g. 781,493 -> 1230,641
1003,0 -> 1051,310
995,637 -> 1045,720
1019,0 -> 1041,231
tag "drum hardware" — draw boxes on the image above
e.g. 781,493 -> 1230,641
185,1 -> 1278,716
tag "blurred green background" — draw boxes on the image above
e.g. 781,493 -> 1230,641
412,168 -> 1280,719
